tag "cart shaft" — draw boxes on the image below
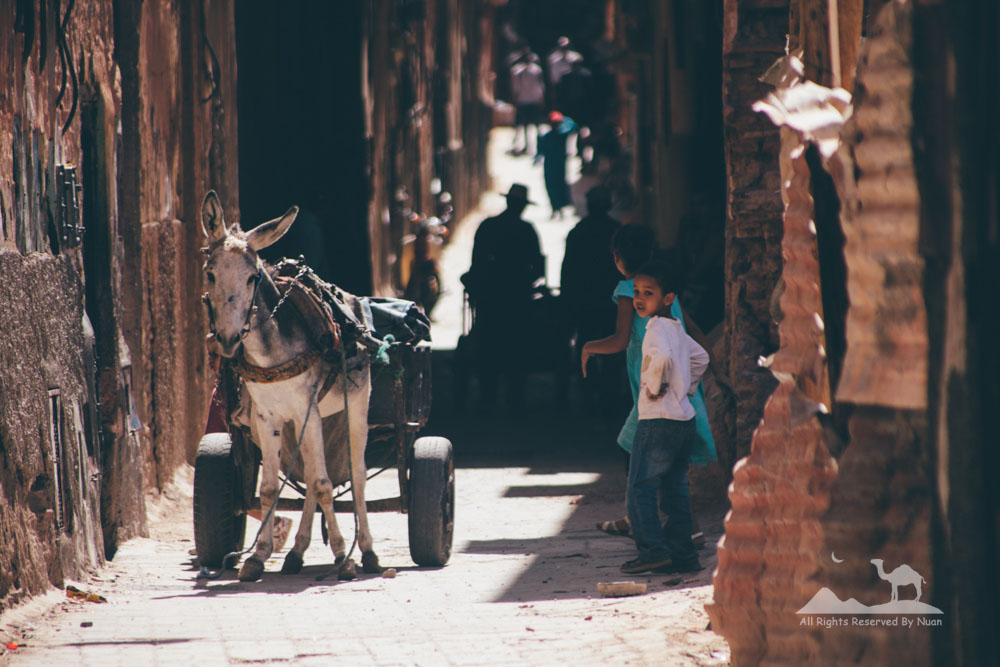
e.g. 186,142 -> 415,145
249,496 -> 405,514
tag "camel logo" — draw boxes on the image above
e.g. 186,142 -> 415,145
797,556 -> 944,621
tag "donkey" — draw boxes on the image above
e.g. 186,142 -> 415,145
200,191 -> 380,581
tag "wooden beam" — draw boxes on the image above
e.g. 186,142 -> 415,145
838,0 -> 864,92
789,0 -> 802,51
800,0 -> 835,86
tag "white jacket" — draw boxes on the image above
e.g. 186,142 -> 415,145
638,316 -> 709,421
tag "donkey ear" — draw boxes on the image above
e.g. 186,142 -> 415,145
201,191 -> 228,241
246,206 -> 299,251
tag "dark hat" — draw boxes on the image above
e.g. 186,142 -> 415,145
504,183 -> 534,205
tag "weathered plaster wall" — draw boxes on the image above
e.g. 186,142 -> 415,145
0,0 -> 239,604
122,0 -> 239,488
720,0 -> 786,464
0,253 -> 104,610
0,0 -> 122,606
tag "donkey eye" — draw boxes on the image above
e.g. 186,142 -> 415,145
247,275 -> 256,286
206,272 -> 215,284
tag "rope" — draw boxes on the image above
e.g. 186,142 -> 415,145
198,372 -> 324,579
374,334 -> 395,365
315,346 -> 362,581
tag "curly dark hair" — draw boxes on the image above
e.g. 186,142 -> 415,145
634,254 -> 682,296
610,224 -> 656,275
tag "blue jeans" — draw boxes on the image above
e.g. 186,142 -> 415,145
626,417 -> 697,564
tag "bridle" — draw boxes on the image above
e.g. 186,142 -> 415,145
201,250 -> 309,348
202,266 -> 262,343
200,233 -> 265,347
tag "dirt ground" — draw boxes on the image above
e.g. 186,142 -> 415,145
1,450 -> 731,666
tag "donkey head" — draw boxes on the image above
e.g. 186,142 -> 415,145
200,191 -> 298,357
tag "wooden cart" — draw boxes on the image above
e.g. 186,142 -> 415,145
192,341 -> 454,569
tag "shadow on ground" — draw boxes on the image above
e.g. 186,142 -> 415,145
422,347 -> 726,603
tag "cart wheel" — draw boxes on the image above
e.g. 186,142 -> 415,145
193,433 -> 247,568
408,437 -> 455,566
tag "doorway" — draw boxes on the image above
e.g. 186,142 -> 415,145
235,2 -> 370,294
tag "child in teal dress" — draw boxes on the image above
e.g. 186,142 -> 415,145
581,226 -> 716,538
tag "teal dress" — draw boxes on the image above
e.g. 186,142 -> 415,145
613,280 -> 716,464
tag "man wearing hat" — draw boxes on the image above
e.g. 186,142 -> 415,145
462,184 -> 544,409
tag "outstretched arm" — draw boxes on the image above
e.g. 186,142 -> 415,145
581,297 -> 633,377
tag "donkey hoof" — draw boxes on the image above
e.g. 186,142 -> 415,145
361,551 -> 382,574
337,558 -> 358,581
281,551 -> 304,575
238,557 -> 265,582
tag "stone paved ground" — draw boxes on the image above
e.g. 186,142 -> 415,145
1,456 -> 729,666
0,129 -> 732,666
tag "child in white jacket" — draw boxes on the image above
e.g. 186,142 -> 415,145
620,258 -> 709,575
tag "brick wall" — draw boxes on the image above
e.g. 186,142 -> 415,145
720,0 -> 787,465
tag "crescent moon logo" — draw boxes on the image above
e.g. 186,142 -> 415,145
831,552 -> 844,563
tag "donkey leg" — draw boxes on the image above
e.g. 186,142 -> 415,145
239,422 -> 281,582
299,407 -> 354,578
316,476 -> 356,580
353,463 -> 381,574
348,386 -> 380,574
281,482 -> 315,575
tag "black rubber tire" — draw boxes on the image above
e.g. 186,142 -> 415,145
408,437 -> 455,566
193,433 -> 247,568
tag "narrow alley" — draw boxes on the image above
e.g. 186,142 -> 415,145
2,3 -> 996,666
0,129 -> 730,666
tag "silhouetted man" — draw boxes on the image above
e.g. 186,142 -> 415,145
560,185 -> 624,412
462,184 -> 544,409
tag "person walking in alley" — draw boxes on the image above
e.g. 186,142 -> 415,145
546,36 -> 583,109
555,60 -> 595,133
462,184 -> 545,410
535,111 -> 578,218
510,52 -> 546,156
619,257 -> 708,575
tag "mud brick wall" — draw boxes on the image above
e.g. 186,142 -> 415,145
817,3 -> 935,663
0,253 -> 105,610
720,0 -> 787,464
708,116 -> 840,664
0,0 -> 122,606
711,3 -> 941,664
118,0 -> 240,487
0,0 -> 240,603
